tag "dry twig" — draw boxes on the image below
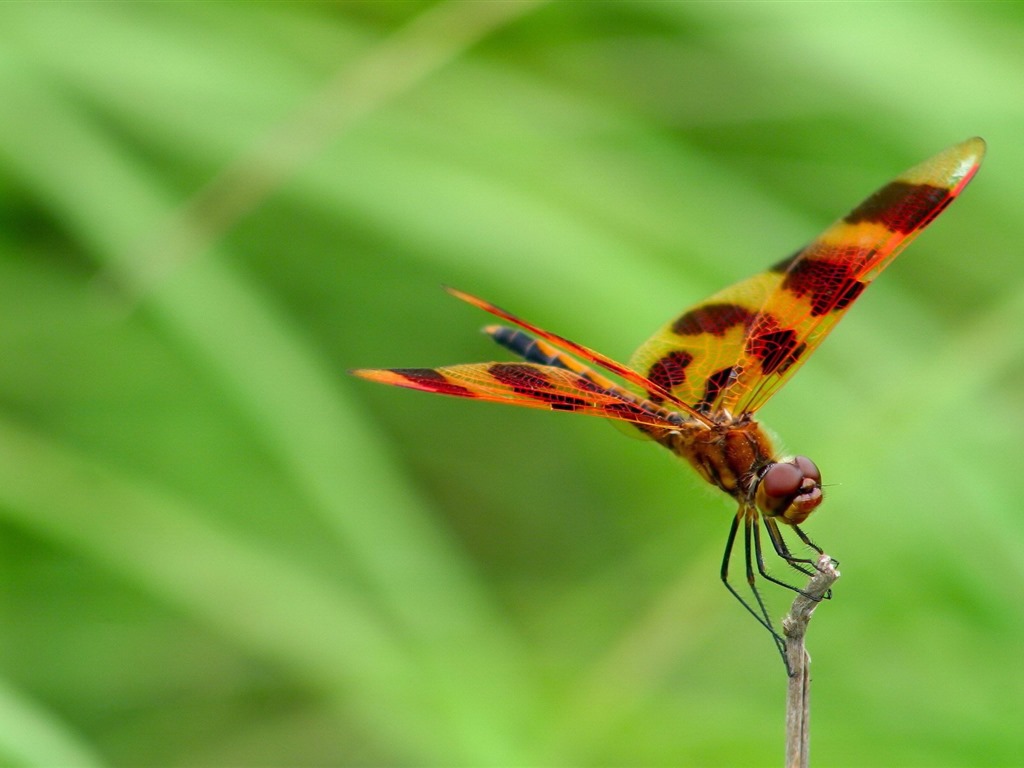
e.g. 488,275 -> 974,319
782,553 -> 840,768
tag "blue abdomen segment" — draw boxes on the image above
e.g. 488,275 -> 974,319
486,326 -> 569,368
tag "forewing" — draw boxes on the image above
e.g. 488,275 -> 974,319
446,287 -> 712,425
628,268 -> 781,412
630,137 -> 986,416
351,363 -> 686,430
730,136 -> 985,414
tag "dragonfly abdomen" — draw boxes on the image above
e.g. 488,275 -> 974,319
487,326 -> 565,368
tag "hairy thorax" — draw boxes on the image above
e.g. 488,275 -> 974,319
655,416 -> 822,526
659,417 -> 772,500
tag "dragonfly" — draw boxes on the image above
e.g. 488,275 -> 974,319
352,138 -> 985,667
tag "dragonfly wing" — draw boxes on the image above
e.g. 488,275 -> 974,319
629,137 -> 986,416
352,363 -> 687,430
628,268 -> 782,413
730,136 -> 985,414
445,287 -> 711,424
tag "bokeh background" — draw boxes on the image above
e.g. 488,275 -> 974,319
0,2 -> 1021,766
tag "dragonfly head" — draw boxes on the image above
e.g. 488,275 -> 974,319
756,455 -> 822,525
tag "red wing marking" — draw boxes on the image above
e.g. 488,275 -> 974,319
351,363 -> 687,430
445,286 -> 714,426
483,324 -> 623,392
628,137 -> 986,416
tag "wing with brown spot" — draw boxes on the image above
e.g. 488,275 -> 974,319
628,269 -> 782,413
630,137 -> 986,416
351,363 -> 687,430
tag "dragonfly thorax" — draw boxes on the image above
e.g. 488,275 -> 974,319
662,421 -> 822,526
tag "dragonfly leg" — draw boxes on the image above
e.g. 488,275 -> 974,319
792,523 -> 838,567
762,517 -> 818,577
720,507 -> 788,669
760,517 -> 832,601
791,522 -> 836,597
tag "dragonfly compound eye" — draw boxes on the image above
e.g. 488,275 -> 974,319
793,455 -> 821,485
758,457 -> 823,524
762,462 -> 802,501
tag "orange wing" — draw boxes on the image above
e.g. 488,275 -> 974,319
629,137 -> 986,416
351,363 -> 687,431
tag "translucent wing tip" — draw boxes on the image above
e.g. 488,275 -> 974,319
901,136 -> 986,192
350,368 -> 417,388
349,368 -> 392,383
443,285 -> 479,305
954,136 -> 986,190
947,136 -> 986,184
959,135 -> 986,159
933,136 -> 986,164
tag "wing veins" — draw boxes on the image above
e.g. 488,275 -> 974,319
353,363 -> 688,430
445,286 -> 714,427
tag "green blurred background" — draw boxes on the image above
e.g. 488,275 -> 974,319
0,2 -> 1020,766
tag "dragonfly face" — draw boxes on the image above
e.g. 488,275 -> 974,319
756,455 -> 822,525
